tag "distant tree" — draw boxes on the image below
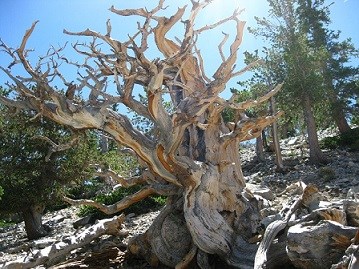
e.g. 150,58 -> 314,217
249,0 -> 330,164
237,50 -> 289,168
352,80 -> 359,124
296,0 -> 358,133
0,104 -> 102,239
248,0 -> 359,164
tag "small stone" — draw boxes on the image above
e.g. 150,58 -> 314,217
287,137 -> 299,145
51,215 -> 66,223
34,238 -> 57,249
73,214 -> 95,229
126,213 -> 136,220
253,189 -> 275,201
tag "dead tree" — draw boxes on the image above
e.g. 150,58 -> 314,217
0,1 -> 282,267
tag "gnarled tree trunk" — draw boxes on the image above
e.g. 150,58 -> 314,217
22,204 -> 48,240
0,1 -> 282,267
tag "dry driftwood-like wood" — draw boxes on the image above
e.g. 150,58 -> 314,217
331,230 -> 359,269
63,187 -> 156,215
253,182 -> 359,269
254,219 -> 288,269
50,246 -> 123,269
0,1 -> 283,267
128,198 -> 194,268
287,220 -> 357,269
254,183 -> 317,269
344,200 -> 359,227
2,215 -> 125,269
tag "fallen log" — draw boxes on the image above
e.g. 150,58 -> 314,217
287,220 -> 357,269
2,214 -> 125,269
254,182 -> 359,269
254,182 -> 316,269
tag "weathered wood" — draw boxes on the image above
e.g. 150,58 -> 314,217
344,200 -> 359,227
128,198 -> 193,268
331,230 -> 359,269
254,182 -> 309,269
287,220 -> 357,269
50,247 -> 123,269
0,1 -> 283,267
265,232 -> 292,268
63,187 -> 156,215
2,215 -> 125,269
253,182 -> 355,269
254,219 -> 287,269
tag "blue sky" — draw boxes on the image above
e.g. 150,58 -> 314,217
0,0 -> 358,94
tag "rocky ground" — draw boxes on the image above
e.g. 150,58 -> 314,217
1,129 -> 358,268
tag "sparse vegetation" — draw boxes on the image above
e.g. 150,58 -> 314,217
318,166 -> 336,181
321,127 -> 359,151
0,219 -> 14,228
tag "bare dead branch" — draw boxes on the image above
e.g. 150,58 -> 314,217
212,19 -> 245,81
17,21 -> 41,79
63,186 -> 156,215
194,45 -> 211,83
196,8 -> 242,34
221,112 -> 284,143
63,28 -> 125,58
230,83 -> 283,110
3,215 -> 125,269
231,59 -> 264,78
91,164 -> 148,187
109,0 -> 167,21
0,95 -> 34,111
218,32 -> 229,62
106,19 -> 112,36
33,134 -> 80,162
0,39 -> 20,69
181,1 -> 210,55
153,7 -> 186,58
0,66 -> 36,98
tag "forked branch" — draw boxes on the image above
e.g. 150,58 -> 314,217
63,186 -> 156,215
33,134 -> 80,162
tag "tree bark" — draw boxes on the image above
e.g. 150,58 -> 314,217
255,134 -> 265,162
22,204 -> 48,240
99,133 -> 109,153
329,91 -> 351,134
269,97 -> 284,170
323,63 -> 351,134
302,94 -> 327,164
